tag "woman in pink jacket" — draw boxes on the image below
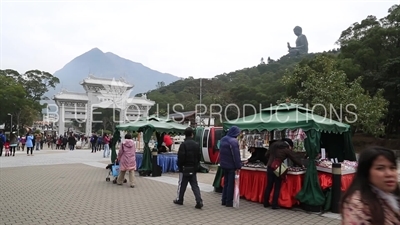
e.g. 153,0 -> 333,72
116,133 -> 137,188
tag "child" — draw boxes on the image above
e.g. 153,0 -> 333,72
56,138 -> 61,149
4,140 -> 10,157
20,135 -> 26,151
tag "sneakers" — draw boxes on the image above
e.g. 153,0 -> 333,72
195,202 -> 203,209
173,200 -> 183,205
173,199 -> 203,209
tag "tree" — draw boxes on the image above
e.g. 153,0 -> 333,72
155,81 -> 165,89
2,69 -> 60,101
0,75 -> 39,131
0,69 -> 60,132
336,4 -> 400,134
282,55 -> 388,136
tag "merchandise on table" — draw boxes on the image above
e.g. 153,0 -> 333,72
316,159 -> 358,172
242,163 -> 307,175
243,162 -> 268,169
287,166 -> 306,172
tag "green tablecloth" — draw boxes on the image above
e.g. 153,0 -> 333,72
212,166 -> 224,189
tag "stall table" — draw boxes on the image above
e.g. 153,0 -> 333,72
316,166 -> 355,191
136,153 -> 178,173
219,166 -> 355,209
239,167 -> 305,208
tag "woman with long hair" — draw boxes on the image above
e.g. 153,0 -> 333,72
341,146 -> 400,224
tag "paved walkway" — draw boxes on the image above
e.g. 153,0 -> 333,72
0,148 -> 340,225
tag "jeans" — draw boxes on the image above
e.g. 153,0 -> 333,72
91,143 -> 97,153
69,144 -> 74,150
263,167 -> 283,207
27,147 -> 33,155
221,168 -> 235,206
103,144 -> 110,157
10,146 -> 16,156
35,142 -> 40,150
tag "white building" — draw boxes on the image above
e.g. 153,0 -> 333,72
52,75 -> 155,136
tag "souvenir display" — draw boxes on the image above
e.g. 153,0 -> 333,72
342,160 -> 358,170
285,129 -> 307,152
287,166 -> 306,172
244,132 -> 269,148
273,130 -> 282,140
243,162 -> 268,169
263,132 -> 270,146
316,159 -> 333,168
316,159 -> 358,171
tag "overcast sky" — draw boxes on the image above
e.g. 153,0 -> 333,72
1,0 -> 398,79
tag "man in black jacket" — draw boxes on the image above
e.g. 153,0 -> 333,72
173,127 -> 203,209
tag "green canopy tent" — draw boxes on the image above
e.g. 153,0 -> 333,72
113,116 -> 189,176
223,103 -> 356,207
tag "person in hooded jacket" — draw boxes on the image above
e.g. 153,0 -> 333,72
115,133 -> 137,188
25,132 -> 34,156
219,126 -> 242,207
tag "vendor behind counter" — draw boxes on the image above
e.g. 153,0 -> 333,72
245,147 -> 268,164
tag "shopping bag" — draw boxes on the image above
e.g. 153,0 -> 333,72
112,163 -> 120,177
233,173 -> 240,208
271,159 -> 288,177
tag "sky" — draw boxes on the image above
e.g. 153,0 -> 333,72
1,0 -> 399,79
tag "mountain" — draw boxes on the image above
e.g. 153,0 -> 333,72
51,48 -> 181,96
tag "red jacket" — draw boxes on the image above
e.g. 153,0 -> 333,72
103,136 -> 110,144
163,135 -> 173,146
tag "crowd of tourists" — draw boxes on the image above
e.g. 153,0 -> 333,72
0,129 -> 116,158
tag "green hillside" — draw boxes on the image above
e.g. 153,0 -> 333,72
145,4 -> 400,138
146,52 -> 325,120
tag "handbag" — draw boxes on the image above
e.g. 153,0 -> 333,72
270,158 -> 288,177
112,162 -> 120,177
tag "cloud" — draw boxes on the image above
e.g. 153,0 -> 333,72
1,0 -> 397,78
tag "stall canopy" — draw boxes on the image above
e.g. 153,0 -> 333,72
223,103 -> 356,206
113,116 -> 188,175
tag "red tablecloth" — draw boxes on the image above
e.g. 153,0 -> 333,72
239,169 -> 304,208
222,169 -> 355,208
318,172 -> 355,191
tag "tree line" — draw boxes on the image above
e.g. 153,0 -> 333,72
0,69 -> 59,134
146,5 -> 400,137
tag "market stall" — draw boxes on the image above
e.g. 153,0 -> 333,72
214,103 -> 357,210
135,152 -> 179,173
112,116 -> 188,176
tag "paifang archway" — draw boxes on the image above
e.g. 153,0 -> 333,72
53,75 -> 155,136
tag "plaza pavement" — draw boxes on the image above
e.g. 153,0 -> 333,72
0,147 -> 340,225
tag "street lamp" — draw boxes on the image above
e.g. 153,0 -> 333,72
7,113 -> 12,134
